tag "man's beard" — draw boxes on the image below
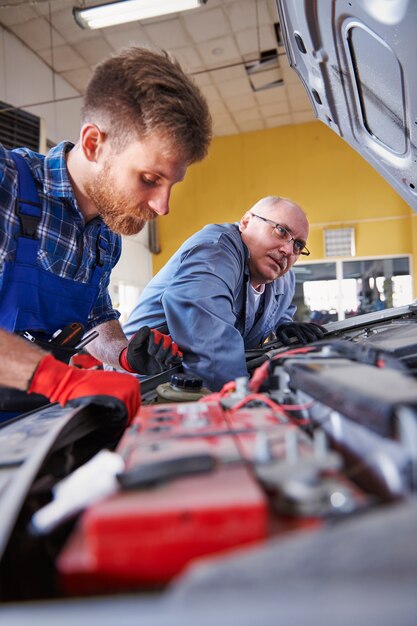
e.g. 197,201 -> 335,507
85,164 -> 156,236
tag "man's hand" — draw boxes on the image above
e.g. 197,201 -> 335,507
119,326 -> 183,376
275,321 -> 327,346
28,354 -> 140,424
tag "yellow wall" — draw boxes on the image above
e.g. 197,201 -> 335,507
154,121 -> 416,296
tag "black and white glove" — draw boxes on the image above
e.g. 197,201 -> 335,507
275,321 -> 327,346
119,326 -> 183,376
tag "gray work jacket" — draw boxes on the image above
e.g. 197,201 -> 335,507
124,223 -> 296,390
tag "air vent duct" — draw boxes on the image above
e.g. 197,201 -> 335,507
245,49 -> 283,92
324,228 -> 355,257
0,101 -> 41,151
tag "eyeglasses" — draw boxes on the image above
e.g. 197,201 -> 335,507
250,212 -> 310,256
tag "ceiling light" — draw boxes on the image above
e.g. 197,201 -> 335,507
73,0 -> 207,30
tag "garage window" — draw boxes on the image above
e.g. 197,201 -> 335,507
293,255 -> 412,322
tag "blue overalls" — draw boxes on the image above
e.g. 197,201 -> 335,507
0,151 -> 107,420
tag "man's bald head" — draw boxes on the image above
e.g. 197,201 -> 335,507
249,196 -> 307,221
239,195 -> 309,289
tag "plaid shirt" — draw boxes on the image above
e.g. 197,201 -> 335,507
0,141 -> 121,329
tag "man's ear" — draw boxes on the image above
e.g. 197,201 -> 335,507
239,211 -> 251,233
80,123 -> 106,162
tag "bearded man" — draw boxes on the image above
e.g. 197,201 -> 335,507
0,47 -> 211,420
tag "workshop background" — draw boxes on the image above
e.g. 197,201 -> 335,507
1,0 -> 416,324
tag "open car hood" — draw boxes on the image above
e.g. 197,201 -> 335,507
276,0 -> 417,213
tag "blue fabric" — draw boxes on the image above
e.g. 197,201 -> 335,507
0,151 -> 107,337
0,411 -> 20,423
124,223 -> 296,391
0,142 -> 122,332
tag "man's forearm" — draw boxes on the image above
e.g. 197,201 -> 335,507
85,319 -> 128,369
0,329 -> 46,390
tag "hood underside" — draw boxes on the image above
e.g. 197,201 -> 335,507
276,0 -> 417,213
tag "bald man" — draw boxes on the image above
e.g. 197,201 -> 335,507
124,197 -> 326,390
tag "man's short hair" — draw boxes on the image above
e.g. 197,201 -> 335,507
82,46 -> 212,163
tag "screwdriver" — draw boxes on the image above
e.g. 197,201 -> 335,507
49,322 -> 85,347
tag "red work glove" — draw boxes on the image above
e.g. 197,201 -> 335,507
28,354 -> 140,424
119,326 -> 183,376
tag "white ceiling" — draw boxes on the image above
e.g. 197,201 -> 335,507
0,0 -> 315,137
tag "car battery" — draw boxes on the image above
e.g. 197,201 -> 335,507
57,400 -> 362,594
222,404 -> 361,519
57,402 -> 269,594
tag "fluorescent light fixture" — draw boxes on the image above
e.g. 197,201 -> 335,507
74,0 -> 207,30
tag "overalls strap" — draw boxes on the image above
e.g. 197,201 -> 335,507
9,151 -> 42,263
